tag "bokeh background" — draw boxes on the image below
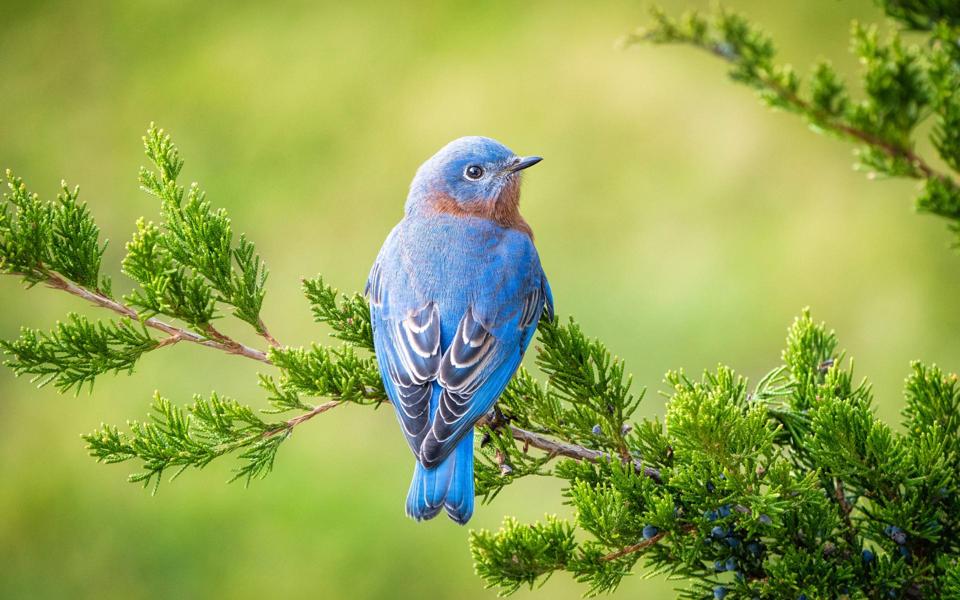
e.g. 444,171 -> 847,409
2,1 -> 959,598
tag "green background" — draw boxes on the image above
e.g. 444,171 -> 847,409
1,1 -> 958,598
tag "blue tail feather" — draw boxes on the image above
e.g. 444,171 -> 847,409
443,432 -> 475,524
405,432 -> 475,524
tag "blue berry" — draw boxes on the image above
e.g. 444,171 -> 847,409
706,481 -> 716,493
747,542 -> 762,556
725,557 -> 737,571
862,549 -> 875,563
713,586 -> 728,600
718,504 -> 731,518
726,536 -> 741,548
891,531 -> 907,545
714,560 -> 725,572
704,509 -> 718,521
758,514 -> 773,526
798,595 -> 807,600
899,545 -> 911,558
642,525 -> 659,540
711,526 -> 726,539
591,424 -> 602,436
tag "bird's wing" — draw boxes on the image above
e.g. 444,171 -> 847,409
368,257 -> 441,457
419,263 -> 551,468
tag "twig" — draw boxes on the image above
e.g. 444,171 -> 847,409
601,531 -> 668,561
263,399 -> 342,437
37,271 -> 272,364
479,416 -> 663,483
257,318 -> 281,348
834,478 -> 859,544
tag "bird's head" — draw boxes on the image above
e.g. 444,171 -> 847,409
405,136 -> 541,231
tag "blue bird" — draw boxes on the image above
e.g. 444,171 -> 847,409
366,136 -> 552,524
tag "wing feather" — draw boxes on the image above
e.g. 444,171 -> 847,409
420,282 -> 549,468
372,299 -> 441,457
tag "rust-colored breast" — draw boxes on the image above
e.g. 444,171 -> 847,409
428,178 -> 532,239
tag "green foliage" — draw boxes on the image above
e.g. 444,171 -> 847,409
472,311 -> 960,598
122,216 -> 216,328
873,0 -> 960,30
1,315 -> 156,393
84,392 -> 288,490
303,276 -> 374,350
1,171 -> 109,289
267,344 -> 382,406
632,2 -> 960,246
474,424 -> 553,504
131,125 -> 269,334
496,319 -> 644,458
470,516 -> 577,595
0,127 -> 378,490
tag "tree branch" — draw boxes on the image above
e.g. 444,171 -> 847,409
640,33 -> 958,186
506,422 -> 662,482
601,530 -> 669,561
263,399 -> 342,437
30,270 -> 272,364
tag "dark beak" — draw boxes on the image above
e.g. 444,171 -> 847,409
508,156 -> 543,172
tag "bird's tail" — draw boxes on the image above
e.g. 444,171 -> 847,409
405,430 -> 475,524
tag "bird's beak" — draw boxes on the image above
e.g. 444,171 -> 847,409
507,156 -> 543,173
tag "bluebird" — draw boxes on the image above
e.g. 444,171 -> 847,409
366,136 -> 552,524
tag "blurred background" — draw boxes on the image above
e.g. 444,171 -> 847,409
2,1 -> 958,598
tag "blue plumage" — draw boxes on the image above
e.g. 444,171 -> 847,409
367,137 -> 551,524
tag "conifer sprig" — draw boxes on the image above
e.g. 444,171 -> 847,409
1,314 -> 157,394
133,125 -> 272,342
82,392 -> 342,490
630,4 -> 960,247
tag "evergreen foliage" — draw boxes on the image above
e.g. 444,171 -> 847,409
629,1 -> 960,248
2,2 -> 960,595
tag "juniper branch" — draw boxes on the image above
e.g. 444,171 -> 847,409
40,269 -> 271,363
631,5 -> 960,242
600,530 -> 669,562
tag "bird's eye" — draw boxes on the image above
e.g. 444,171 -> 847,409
464,165 -> 484,180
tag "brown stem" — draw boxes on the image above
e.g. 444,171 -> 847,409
478,416 -> 663,483
834,478 -> 859,544
257,318 -> 281,348
263,399 -> 342,437
601,531 -> 668,561
39,271 -> 272,364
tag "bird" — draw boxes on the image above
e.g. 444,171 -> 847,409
366,136 -> 553,524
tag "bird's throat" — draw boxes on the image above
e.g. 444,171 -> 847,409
428,179 -> 532,238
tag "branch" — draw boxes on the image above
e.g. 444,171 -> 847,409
263,399 -> 342,437
30,270 -> 271,364
502,421 -> 662,483
632,23 -> 959,187
601,530 -> 669,561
